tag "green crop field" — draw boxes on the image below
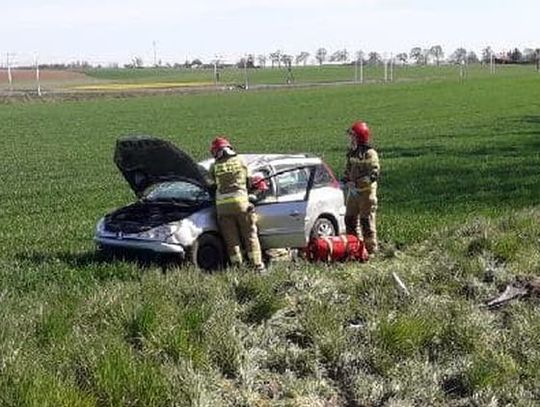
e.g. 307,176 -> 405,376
83,64 -> 536,86
1,67 -> 540,405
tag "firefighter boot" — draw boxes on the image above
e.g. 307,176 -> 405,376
360,216 -> 378,254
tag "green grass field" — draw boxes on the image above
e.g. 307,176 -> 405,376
1,67 -> 540,405
83,64 -> 536,87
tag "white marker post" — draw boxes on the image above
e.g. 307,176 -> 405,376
243,56 -> 249,90
34,54 -> 42,96
384,59 -> 388,83
389,54 -> 394,82
360,57 -> 364,83
7,53 -> 13,90
490,52 -> 495,74
354,58 -> 358,83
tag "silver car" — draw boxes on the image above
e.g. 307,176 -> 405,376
95,136 -> 345,269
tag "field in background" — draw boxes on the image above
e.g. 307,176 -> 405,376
1,68 -> 540,405
1,64 -> 537,94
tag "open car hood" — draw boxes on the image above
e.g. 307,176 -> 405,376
114,135 -> 209,196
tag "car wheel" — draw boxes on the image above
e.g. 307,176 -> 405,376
191,233 -> 226,271
310,217 -> 336,239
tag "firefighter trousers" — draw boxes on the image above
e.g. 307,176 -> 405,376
345,189 -> 378,253
217,210 -> 263,267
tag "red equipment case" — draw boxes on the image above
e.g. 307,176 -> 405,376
306,234 -> 369,262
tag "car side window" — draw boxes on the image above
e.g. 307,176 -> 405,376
275,167 -> 310,202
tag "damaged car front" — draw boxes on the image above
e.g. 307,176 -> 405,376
94,136 -> 218,260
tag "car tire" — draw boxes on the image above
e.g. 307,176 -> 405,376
310,217 -> 336,239
191,233 -> 226,271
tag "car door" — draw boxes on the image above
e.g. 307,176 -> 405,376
256,165 -> 315,248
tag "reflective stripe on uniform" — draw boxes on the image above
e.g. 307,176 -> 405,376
214,160 -> 244,175
216,195 -> 249,206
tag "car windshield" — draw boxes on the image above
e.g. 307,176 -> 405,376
143,181 -> 210,204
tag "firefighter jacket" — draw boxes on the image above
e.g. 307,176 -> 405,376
210,154 -> 250,214
344,145 -> 380,192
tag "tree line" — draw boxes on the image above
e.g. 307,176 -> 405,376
11,45 -> 540,70
119,45 -> 540,70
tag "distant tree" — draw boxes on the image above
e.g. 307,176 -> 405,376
295,51 -> 310,66
522,48 -> 536,63
269,50 -> 282,68
508,48 -> 522,63
467,51 -> 479,64
67,60 -> 92,69
450,48 -> 467,64
422,48 -> 431,65
281,54 -> 293,67
396,52 -> 408,64
315,48 -> 327,66
329,49 -> 349,63
410,47 -> 423,64
367,52 -> 381,65
131,56 -> 144,68
236,56 -> 255,68
354,50 -> 365,63
481,46 -> 493,63
430,45 -> 444,66
257,54 -> 267,68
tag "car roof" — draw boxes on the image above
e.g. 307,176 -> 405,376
199,153 -> 323,170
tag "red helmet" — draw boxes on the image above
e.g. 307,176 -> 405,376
349,121 -> 371,144
250,173 -> 269,192
210,136 -> 231,157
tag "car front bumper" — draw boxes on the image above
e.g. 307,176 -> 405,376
94,236 -> 186,256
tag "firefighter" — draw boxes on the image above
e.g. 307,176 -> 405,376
343,121 -> 380,254
209,136 -> 265,271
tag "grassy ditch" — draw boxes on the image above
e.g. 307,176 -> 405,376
1,66 -> 539,405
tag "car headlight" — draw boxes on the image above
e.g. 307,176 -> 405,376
95,218 -> 105,234
136,225 -> 174,242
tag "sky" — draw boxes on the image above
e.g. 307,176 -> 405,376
2,0 -> 539,65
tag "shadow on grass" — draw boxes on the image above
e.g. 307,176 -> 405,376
522,115 -> 540,126
15,249 -> 183,274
